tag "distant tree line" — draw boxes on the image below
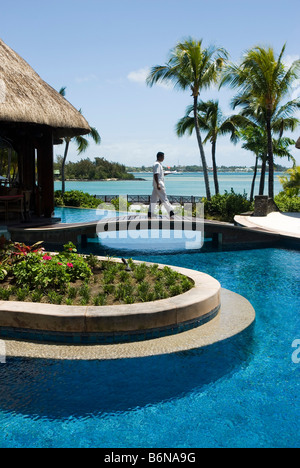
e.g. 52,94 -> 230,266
126,164 -> 289,173
54,156 -> 135,181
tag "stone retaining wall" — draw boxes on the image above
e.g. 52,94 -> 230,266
0,260 -> 221,344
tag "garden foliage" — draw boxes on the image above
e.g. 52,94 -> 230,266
54,190 -> 101,208
0,240 -> 193,305
203,189 -> 253,222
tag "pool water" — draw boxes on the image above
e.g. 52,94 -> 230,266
0,210 -> 299,448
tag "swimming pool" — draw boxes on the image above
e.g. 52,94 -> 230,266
0,209 -> 299,448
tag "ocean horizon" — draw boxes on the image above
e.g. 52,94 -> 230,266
54,171 -> 285,198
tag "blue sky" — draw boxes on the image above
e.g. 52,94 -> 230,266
1,0 -> 300,167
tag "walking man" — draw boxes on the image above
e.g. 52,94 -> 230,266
148,152 -> 174,219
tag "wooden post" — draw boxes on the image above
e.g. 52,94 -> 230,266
21,137 -> 35,191
37,128 -> 54,218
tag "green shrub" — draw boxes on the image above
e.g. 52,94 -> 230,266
12,243 -> 92,292
93,294 -> 107,306
31,290 -> 44,303
133,263 -> 147,282
79,283 -> 91,303
0,288 -> 11,300
54,190 -> 101,208
154,282 -> 168,300
110,197 -> 131,212
13,253 -> 43,288
67,286 -> 77,300
36,258 -> 71,291
115,283 -> 134,302
203,189 -> 253,222
56,242 -> 92,283
47,291 -> 64,305
2,244 -> 194,306
138,281 -> 149,302
169,284 -> 183,297
278,166 -> 300,197
274,192 -> 300,212
0,265 -> 8,281
16,286 -> 30,301
181,277 -> 193,292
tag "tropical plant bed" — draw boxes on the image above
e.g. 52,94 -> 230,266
0,240 -> 194,307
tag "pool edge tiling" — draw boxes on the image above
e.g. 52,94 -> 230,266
3,288 -> 255,360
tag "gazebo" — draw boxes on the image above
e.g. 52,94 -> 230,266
0,38 -> 91,220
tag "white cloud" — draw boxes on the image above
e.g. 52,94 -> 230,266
127,67 -> 149,85
127,67 -> 172,90
75,74 -> 98,84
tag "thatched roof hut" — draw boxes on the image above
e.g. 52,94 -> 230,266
0,38 -> 91,138
296,137 -> 300,149
0,38 -> 92,219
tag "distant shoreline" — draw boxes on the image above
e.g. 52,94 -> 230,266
55,177 -> 146,182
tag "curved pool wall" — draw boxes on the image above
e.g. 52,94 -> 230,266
4,288 -> 255,359
0,262 -> 222,344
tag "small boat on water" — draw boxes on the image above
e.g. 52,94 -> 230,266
164,170 -> 183,175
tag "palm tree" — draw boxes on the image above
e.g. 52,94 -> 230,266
176,100 -> 238,195
147,38 -> 228,200
59,87 -> 101,195
221,44 -> 300,199
230,94 -> 299,196
238,126 -> 266,202
278,165 -> 300,196
239,126 -> 296,202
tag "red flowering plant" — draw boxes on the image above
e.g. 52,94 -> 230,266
55,242 -> 92,283
0,238 -> 44,264
0,238 -> 45,282
34,242 -> 92,290
7,240 -> 92,293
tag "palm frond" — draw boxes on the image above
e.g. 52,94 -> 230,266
75,136 -> 89,154
59,86 -> 66,97
90,126 -> 101,144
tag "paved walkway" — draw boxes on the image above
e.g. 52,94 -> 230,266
234,212 -> 300,239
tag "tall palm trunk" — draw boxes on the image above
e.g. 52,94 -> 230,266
193,96 -> 211,200
211,139 -> 219,195
61,138 -> 70,197
250,156 -> 258,202
266,112 -> 274,199
259,155 -> 267,195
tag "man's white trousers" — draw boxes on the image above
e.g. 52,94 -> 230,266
149,184 -> 173,216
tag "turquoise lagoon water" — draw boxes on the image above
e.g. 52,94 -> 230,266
0,206 -> 299,448
54,172 -> 284,198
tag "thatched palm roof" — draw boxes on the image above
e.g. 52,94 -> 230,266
296,137 -> 300,149
0,38 -> 91,138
